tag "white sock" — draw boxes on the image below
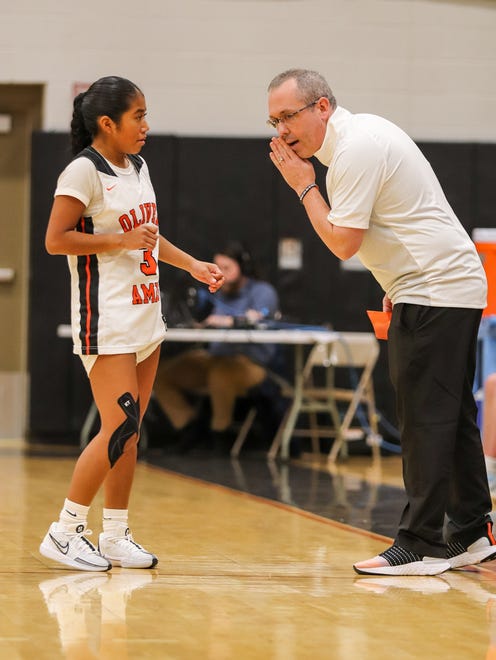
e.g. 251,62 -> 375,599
102,508 -> 129,536
58,498 -> 89,531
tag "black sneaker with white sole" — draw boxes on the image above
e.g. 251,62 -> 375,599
447,522 -> 496,569
354,544 -> 451,576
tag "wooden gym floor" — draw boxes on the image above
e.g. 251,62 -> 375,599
2,438 -> 496,659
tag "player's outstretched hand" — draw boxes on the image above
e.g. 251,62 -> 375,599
190,260 -> 225,293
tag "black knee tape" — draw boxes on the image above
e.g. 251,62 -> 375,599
108,392 -> 140,467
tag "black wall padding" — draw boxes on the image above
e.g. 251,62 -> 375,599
473,145 -> 496,229
28,133 -> 496,443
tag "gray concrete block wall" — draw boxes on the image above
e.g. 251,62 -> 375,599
0,0 -> 495,140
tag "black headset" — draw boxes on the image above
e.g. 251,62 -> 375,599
219,241 -> 254,276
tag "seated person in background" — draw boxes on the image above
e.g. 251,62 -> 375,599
482,373 -> 496,497
154,241 -> 281,453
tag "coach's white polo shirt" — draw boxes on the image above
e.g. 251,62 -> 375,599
314,106 -> 486,309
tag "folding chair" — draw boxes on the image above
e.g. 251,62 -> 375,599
268,332 -> 381,462
230,346 -> 292,458
229,405 -> 258,457
230,370 -> 291,458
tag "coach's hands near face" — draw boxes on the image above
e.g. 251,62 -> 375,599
269,137 -> 316,197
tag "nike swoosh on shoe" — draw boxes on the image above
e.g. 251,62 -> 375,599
49,534 -> 69,555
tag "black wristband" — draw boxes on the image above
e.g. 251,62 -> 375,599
299,182 -> 318,204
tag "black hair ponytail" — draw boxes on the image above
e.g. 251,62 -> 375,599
70,92 -> 92,155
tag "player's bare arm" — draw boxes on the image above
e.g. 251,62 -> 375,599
46,195 -> 158,255
158,235 -> 225,293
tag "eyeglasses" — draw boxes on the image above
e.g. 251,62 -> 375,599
266,100 -> 319,129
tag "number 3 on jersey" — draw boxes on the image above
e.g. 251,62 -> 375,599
140,250 -> 157,275
140,249 -> 158,276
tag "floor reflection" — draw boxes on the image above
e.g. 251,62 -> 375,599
146,451 -> 405,539
355,567 -> 496,658
37,561 -> 496,659
39,571 -> 156,658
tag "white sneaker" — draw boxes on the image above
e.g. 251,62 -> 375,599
40,522 -> 112,572
98,528 -> 158,568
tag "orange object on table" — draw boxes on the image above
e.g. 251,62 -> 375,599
366,310 -> 392,340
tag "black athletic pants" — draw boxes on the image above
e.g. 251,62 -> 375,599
388,303 -> 492,557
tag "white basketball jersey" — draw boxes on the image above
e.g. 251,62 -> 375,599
55,147 -> 166,356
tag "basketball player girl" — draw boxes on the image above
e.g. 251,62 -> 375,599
39,76 -> 224,571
